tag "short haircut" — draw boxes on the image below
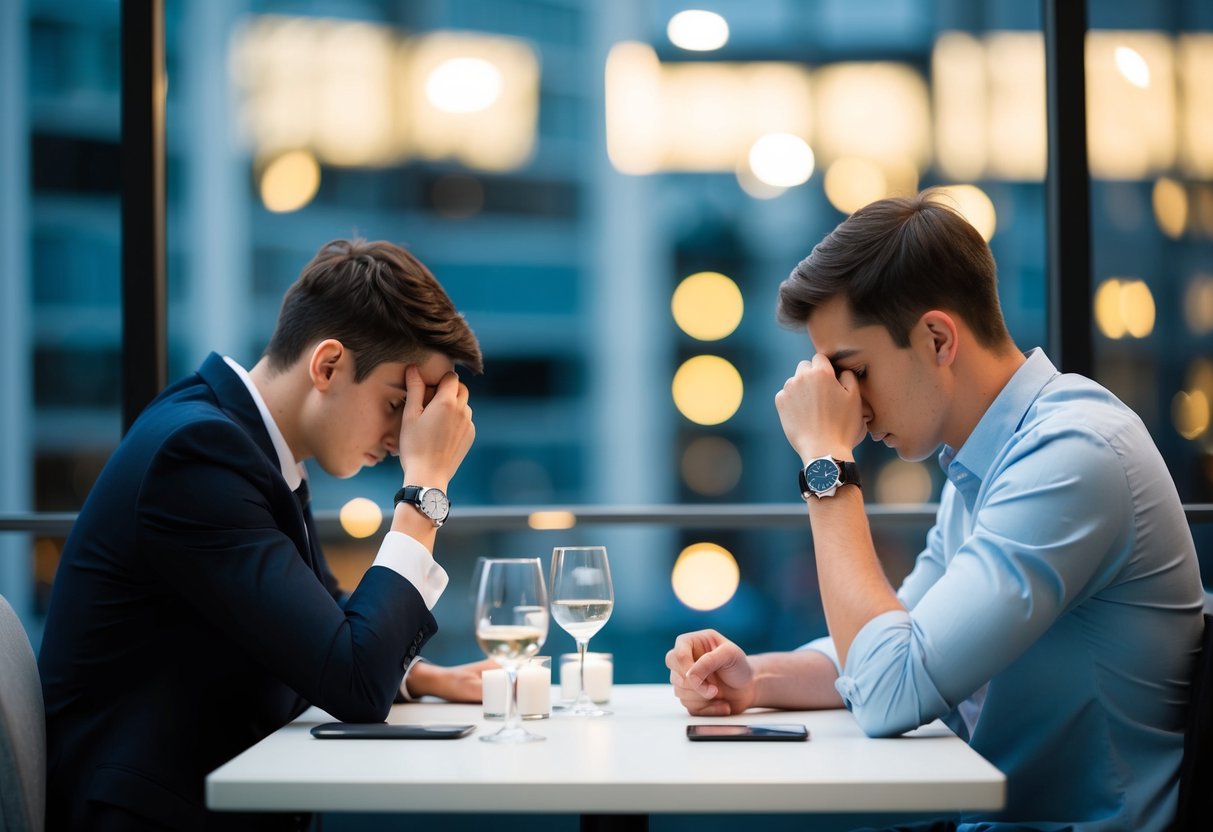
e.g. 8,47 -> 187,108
265,238 -> 483,380
777,191 -> 1012,349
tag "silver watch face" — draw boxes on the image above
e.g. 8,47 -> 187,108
419,488 -> 449,521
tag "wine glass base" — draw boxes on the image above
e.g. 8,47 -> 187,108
555,704 -> 612,718
480,725 -> 546,743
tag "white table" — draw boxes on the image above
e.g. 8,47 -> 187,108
207,684 -> 1004,822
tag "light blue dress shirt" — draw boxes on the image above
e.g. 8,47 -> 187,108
805,349 -> 1204,831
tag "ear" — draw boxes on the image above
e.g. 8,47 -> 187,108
919,311 -> 958,368
307,339 -> 345,391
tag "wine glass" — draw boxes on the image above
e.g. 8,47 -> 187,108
474,558 -> 549,743
549,546 -> 613,717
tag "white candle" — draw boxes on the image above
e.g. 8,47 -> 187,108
482,659 -> 551,719
560,652 -> 612,703
516,662 -> 551,718
482,668 -> 507,718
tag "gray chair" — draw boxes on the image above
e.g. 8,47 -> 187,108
0,594 -> 44,832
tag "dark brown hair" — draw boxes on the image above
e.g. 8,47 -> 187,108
777,191 -> 1012,349
265,238 -> 483,380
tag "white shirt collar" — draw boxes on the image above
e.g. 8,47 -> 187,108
222,356 -> 307,491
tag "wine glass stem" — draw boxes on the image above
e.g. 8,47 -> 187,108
577,639 -> 590,704
503,664 -> 521,731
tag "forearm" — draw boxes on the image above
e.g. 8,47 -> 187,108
751,649 -> 845,710
807,486 -> 904,667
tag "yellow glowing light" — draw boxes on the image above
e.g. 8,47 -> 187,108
1153,177 -> 1188,239
672,356 -> 744,426
527,511 -> 577,530
933,32 -> 988,182
1120,279 -> 1156,338
425,57 -> 503,113
339,497 -> 383,539
605,43 -> 814,175
928,185 -> 997,241
748,133 -> 815,188
259,150 -> 321,213
813,62 -> 931,172
874,460 -> 933,504
667,10 -> 729,52
1114,45 -> 1151,88
1173,389 -> 1210,440
823,157 -> 888,214
1187,359 -> 1213,405
671,542 -> 740,611
1095,277 -> 1156,339
1094,279 -> 1127,339
1087,32 -> 1176,179
402,31 -> 540,171
1178,35 -> 1213,178
671,272 -> 744,341
681,436 -> 743,496
1185,276 -> 1213,336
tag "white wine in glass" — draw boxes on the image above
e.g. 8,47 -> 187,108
474,558 -> 549,743
550,546 -> 613,717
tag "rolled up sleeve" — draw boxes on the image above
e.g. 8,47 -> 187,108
834,427 -> 1133,737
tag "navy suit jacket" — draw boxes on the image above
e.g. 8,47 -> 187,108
39,353 -> 437,830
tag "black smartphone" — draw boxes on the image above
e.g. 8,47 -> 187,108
310,722 -> 476,740
686,723 -> 809,742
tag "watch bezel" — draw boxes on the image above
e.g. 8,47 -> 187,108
394,485 -> 450,527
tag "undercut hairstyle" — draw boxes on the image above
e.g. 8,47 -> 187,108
777,191 -> 1013,350
264,238 -> 483,380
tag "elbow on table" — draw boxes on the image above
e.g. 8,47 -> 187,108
849,702 -> 926,739
318,678 -> 398,724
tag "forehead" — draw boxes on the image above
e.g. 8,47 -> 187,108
805,296 -> 895,359
368,352 -> 455,389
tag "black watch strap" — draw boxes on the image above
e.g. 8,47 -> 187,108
394,485 -> 423,507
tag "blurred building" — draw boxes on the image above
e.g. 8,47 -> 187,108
4,0 -> 1212,669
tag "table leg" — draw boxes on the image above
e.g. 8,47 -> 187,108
580,814 -> 648,832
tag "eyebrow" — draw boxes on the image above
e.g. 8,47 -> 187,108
824,348 -> 861,364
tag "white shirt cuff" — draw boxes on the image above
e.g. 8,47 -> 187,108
399,656 -> 428,702
372,531 -> 449,610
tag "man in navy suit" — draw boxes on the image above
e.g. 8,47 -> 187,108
39,239 -> 486,830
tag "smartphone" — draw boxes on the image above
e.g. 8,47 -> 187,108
310,722 -> 476,740
686,723 -> 809,742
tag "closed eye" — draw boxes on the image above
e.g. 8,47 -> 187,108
838,366 -> 866,380
388,399 -> 405,412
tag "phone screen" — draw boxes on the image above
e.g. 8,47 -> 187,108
310,722 -> 476,740
686,723 -> 809,741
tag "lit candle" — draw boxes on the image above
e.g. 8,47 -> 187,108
560,652 -> 613,703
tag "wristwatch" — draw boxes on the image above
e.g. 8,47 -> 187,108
394,485 -> 450,528
799,457 -> 861,500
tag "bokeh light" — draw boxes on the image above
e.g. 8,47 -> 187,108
671,542 -> 740,611
681,436 -> 743,496
671,272 -> 744,341
528,511 -> 577,530
1184,275 -> 1213,335
748,133 -> 815,188
823,157 -> 888,214
672,356 -> 744,425
667,10 -> 729,52
1094,278 -> 1156,340
425,57 -> 504,113
259,150 -> 321,213
1114,45 -> 1152,89
1173,389 -> 1210,440
1153,177 -> 1188,238
928,184 -> 997,241
339,497 -> 383,539
874,459 -> 933,504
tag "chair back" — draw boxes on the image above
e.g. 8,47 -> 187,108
0,594 -> 44,832
1175,611 -> 1213,831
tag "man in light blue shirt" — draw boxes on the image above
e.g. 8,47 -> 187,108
665,192 -> 1204,831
